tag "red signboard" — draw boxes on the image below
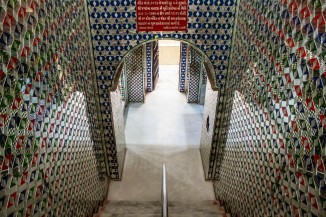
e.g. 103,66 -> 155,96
136,0 -> 188,32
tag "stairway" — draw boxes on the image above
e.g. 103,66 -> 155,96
94,200 -> 229,217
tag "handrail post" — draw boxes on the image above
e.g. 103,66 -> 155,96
162,164 -> 168,217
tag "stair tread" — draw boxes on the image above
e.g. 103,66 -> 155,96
101,207 -> 161,214
107,201 -> 161,206
99,200 -> 225,216
100,215 -> 223,217
106,200 -> 219,206
170,215 -> 224,217
169,207 -> 224,214
169,201 -> 223,213
100,215 -> 161,217
102,201 -> 161,214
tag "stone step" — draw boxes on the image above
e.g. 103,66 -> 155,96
96,200 -> 227,217
169,207 -> 223,215
170,215 -> 224,217
101,206 -> 161,214
169,201 -> 224,214
100,214 -> 223,217
100,214 -> 161,217
101,201 -> 161,214
107,201 -> 161,206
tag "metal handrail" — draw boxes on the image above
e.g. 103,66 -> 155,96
162,164 -> 168,217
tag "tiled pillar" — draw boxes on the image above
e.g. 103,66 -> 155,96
145,43 -> 153,92
179,43 -> 188,92
152,41 -> 159,90
144,41 -> 159,92
186,46 -> 203,103
119,70 -> 126,101
125,45 -> 145,102
199,62 -> 207,105
109,86 -> 127,181
200,80 -> 219,179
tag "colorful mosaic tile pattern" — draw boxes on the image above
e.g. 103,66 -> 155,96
0,0 -> 108,216
214,0 -> 325,216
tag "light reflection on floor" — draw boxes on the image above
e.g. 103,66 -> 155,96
108,65 -> 215,201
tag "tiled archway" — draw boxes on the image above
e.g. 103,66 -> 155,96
86,0 -> 237,179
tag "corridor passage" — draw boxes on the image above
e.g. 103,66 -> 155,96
108,65 -> 215,201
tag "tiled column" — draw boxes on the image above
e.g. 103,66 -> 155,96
186,46 -> 202,103
179,43 -> 188,92
145,43 -> 153,92
125,46 -> 145,102
152,41 -> 159,90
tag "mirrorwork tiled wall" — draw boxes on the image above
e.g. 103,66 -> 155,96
0,0 -> 108,216
214,0 -> 325,216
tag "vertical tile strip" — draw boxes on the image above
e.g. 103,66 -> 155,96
179,43 -> 188,92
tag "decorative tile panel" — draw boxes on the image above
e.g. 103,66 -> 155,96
152,41 -> 159,90
87,0 -> 236,90
179,42 -> 188,92
146,42 -> 153,92
125,45 -> 145,102
214,0 -> 326,216
119,71 -> 126,101
187,46 -> 202,103
0,0 -> 108,215
202,65 -> 207,85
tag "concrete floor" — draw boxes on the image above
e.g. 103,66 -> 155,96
108,65 -> 215,202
